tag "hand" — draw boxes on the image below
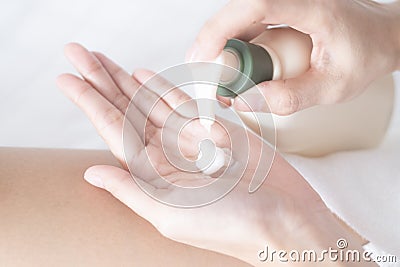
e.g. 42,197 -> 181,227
187,0 -> 400,115
57,43 -> 374,266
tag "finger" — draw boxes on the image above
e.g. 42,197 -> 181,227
216,94 -> 232,108
187,0 -> 265,61
64,43 -> 131,113
84,165 -> 165,224
233,71 -> 325,115
131,85 -> 183,128
234,22 -> 266,41
56,73 -> 143,163
133,69 -> 197,118
92,52 -> 148,141
93,52 -> 141,100
187,0 -> 321,61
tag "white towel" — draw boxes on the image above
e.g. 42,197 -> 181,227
284,72 -> 400,260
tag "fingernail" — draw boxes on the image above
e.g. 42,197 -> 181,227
84,173 -> 104,188
217,97 -> 231,109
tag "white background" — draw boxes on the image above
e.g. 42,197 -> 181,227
0,0 -> 228,149
0,0 -> 398,149
1,0 -> 399,259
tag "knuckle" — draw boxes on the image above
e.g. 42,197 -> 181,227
144,124 -> 157,145
74,83 -> 91,105
170,88 -> 190,107
113,92 -> 129,111
98,107 -> 123,130
111,67 -> 124,80
84,60 -> 103,78
274,82 -> 300,116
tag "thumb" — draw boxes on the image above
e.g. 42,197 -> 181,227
84,165 -> 160,220
186,0 -> 265,61
233,72 -> 325,115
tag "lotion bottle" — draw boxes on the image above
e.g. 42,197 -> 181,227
217,27 -> 394,157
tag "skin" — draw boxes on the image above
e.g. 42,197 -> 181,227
56,43 -> 376,266
187,0 -> 400,115
0,148 -> 249,267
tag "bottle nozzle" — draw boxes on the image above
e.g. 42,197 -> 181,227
219,50 -> 241,84
217,39 -> 274,98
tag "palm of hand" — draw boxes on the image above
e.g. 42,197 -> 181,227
57,43 -> 331,264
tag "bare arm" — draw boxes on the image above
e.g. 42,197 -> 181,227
0,148 -> 249,267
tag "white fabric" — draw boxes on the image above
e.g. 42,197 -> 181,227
364,242 -> 400,267
284,72 -> 400,258
0,0 -> 398,261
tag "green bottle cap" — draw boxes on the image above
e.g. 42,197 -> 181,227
217,39 -> 274,98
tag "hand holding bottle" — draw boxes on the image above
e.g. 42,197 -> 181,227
57,43 -> 375,266
187,0 -> 400,115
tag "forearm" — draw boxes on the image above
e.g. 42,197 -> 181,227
0,148 -> 248,267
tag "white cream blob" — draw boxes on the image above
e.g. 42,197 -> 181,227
193,55 -> 226,133
192,51 -> 240,133
195,139 -> 226,175
190,53 -> 240,174
195,83 -> 217,133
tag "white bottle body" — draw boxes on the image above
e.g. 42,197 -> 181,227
237,28 -> 394,157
